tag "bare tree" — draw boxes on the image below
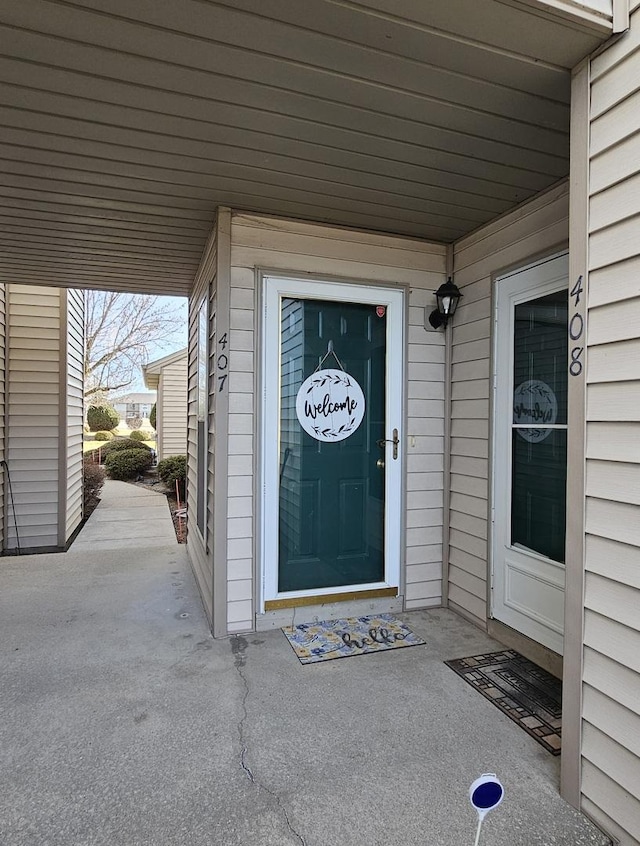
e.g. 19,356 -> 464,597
85,291 -> 185,400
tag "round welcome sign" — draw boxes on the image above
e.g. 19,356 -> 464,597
296,368 -> 365,442
513,379 -> 557,443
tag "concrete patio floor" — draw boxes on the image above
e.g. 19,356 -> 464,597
1,485 -> 611,845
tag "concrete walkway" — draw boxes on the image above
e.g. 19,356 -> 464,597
72,479 -> 178,550
0,490 -> 610,845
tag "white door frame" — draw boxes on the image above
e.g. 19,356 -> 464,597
491,253 -> 569,655
260,276 -> 405,611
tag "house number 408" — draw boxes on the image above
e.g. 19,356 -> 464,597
569,276 -> 584,377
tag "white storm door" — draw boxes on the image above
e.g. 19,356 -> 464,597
492,254 -> 569,655
261,278 -> 404,608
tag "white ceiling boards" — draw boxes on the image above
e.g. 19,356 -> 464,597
0,0 -> 609,294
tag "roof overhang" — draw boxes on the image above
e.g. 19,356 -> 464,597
516,0 -> 614,30
142,347 -> 188,389
0,0 -> 613,296
142,373 -> 160,392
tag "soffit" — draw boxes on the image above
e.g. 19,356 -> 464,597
0,0 -> 608,295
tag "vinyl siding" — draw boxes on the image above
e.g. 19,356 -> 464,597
0,285 -> 5,548
158,354 -> 187,460
228,213 -> 447,632
450,182 -> 569,627
6,285 -> 62,549
65,288 -> 84,541
226,232 -> 255,634
186,223 -> 217,626
581,16 -> 640,843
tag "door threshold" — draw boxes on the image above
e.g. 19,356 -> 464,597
265,586 -> 398,611
257,592 -> 403,632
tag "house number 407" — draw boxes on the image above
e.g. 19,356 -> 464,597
218,332 -> 228,392
569,276 -> 584,377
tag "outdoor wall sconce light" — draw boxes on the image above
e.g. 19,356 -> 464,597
428,277 -> 462,329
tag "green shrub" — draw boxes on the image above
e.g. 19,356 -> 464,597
87,404 -> 119,432
129,429 -> 149,442
157,454 -> 186,497
149,403 -> 157,430
83,457 -> 105,513
101,438 -> 153,455
104,448 -> 153,481
127,416 -> 143,430
94,430 -> 114,441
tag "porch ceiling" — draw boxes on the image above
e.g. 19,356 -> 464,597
0,1 -> 608,296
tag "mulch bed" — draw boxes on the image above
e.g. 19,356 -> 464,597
84,495 -> 101,521
166,492 -> 186,543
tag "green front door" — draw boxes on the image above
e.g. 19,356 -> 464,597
278,297 -> 387,593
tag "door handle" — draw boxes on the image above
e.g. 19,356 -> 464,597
376,429 -> 399,460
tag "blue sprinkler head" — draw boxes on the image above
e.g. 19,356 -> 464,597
469,773 -> 504,822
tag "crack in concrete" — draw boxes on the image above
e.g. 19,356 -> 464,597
231,636 -> 254,783
231,636 -> 307,846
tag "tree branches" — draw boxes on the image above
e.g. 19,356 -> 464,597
85,291 -> 185,399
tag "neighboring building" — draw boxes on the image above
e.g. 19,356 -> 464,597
112,392 -> 156,424
0,2 -> 639,842
2,285 -> 84,552
142,349 -> 188,460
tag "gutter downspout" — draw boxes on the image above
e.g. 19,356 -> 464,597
441,245 -> 454,608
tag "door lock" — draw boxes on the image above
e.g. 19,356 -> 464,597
376,428 -> 399,460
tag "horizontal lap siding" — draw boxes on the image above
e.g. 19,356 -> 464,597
156,379 -> 166,461
226,257 -> 254,634
160,356 -> 188,459
65,289 -> 84,541
450,182 -> 569,628
186,226 -> 217,626
582,20 -> 640,845
0,286 -> 5,547
207,287 -> 217,578
7,285 -> 62,549
406,276 -> 446,609
230,213 -> 447,631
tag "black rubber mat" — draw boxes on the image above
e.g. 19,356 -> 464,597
445,649 -> 562,755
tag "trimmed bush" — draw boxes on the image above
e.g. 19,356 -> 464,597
94,430 -> 114,441
104,447 -> 153,481
87,404 -> 119,432
83,457 -> 105,514
127,416 -> 143,430
129,429 -> 149,442
149,402 -> 157,430
101,438 -> 153,456
157,454 -> 186,498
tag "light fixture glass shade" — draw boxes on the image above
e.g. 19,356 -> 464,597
440,295 -> 453,314
428,278 -> 462,329
435,279 -> 461,318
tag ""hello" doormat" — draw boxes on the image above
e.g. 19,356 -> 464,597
282,613 -> 426,664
